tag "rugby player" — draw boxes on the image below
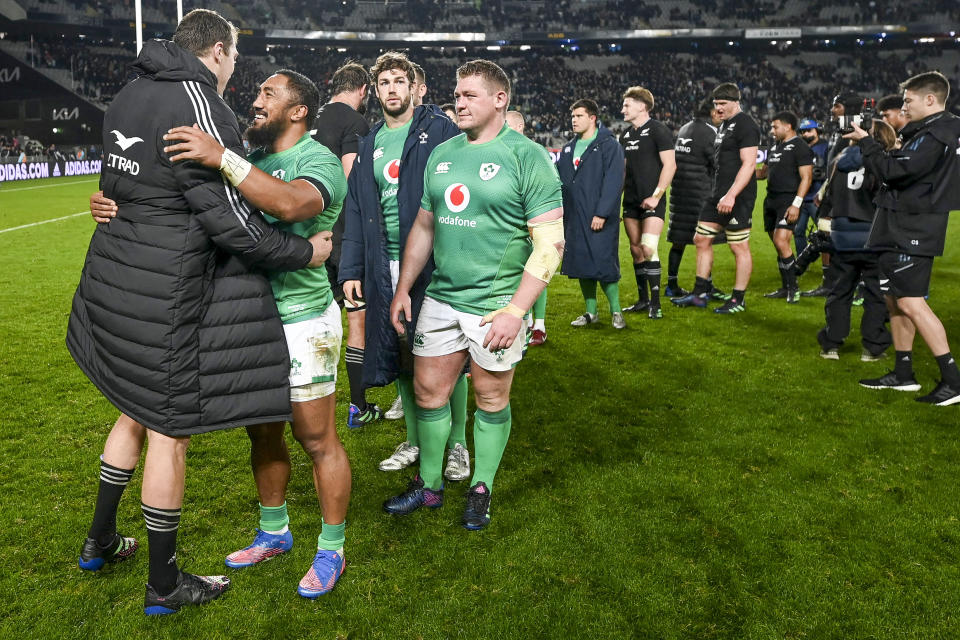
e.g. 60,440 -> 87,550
759,111 -> 813,303
386,59 -> 564,530
674,83 -> 760,314
619,86 -> 676,319
338,52 -> 470,479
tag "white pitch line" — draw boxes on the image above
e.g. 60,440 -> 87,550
0,211 -> 90,234
0,177 -> 99,192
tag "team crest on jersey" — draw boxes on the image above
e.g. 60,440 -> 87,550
272,169 -> 286,179
383,159 -> 401,185
373,146 -> 384,161
444,183 -> 471,213
479,163 -> 501,181
419,132 -> 429,144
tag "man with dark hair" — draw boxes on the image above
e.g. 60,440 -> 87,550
850,70 -> 960,405
312,62 -> 379,428
666,97 -> 723,297
619,86 -> 676,319
674,82 -> 760,313
411,62 -> 428,107
759,110 -> 813,303
387,59 -> 564,530
560,98 -> 625,329
441,102 -> 457,122
877,93 -> 920,146
338,52 -> 468,478
92,67 -> 355,598
72,10 -> 331,614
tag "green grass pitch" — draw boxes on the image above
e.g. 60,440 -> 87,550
1,175 -> 959,638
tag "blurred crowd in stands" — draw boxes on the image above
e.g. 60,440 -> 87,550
0,132 -> 101,163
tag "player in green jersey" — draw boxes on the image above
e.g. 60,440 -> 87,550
386,60 -> 564,530
95,70 -> 352,596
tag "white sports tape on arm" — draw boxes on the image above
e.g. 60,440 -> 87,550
220,148 -> 252,187
524,217 -> 564,283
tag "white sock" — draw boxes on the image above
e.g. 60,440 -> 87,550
533,319 -> 546,332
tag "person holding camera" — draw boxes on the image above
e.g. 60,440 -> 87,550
796,119 -> 829,255
847,71 -> 960,405
815,119 -> 896,361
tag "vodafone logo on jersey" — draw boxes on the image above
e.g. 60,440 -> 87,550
444,183 -> 470,213
383,159 -> 401,185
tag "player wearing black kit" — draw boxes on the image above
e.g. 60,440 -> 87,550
619,86 -> 676,319
674,83 -> 760,314
760,111 -> 813,303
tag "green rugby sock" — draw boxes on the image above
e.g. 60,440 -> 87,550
317,519 -> 345,551
397,374 -> 418,447
579,279 -> 598,316
601,281 -> 621,314
416,404 -> 452,490
532,288 -> 548,321
259,502 -> 289,533
448,374 -> 468,448
470,405 -> 512,491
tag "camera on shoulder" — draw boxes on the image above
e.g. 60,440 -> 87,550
836,99 -> 876,134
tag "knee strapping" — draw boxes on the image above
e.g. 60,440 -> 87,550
640,233 -> 660,262
695,224 -> 718,238
727,229 -> 751,244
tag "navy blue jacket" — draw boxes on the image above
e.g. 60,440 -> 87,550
557,125 -> 624,282
339,104 -> 460,387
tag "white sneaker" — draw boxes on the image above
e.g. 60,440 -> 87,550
385,395 -> 404,420
378,441 -> 419,471
444,443 -> 470,482
570,313 -> 598,327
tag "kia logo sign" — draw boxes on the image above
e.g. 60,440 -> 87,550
0,67 -> 21,83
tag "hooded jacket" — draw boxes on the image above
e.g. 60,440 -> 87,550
338,105 -> 460,388
67,39 -> 313,435
557,124 -> 624,282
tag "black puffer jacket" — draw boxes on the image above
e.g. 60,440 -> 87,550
667,117 -> 725,245
67,40 -> 313,436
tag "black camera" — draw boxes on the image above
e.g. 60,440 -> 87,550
836,99 -> 877,134
795,229 -> 834,276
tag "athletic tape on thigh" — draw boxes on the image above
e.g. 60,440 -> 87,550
291,381 -> 335,402
640,233 -> 660,262
695,224 -> 718,238
727,228 -> 751,244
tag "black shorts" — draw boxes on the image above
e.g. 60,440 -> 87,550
763,195 -> 795,233
878,252 -> 934,298
698,197 -> 752,231
622,202 -> 665,221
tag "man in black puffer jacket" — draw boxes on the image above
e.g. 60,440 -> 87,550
68,10 -> 330,614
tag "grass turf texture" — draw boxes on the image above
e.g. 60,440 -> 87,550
1,175 -> 959,639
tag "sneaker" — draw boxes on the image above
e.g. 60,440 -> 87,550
647,305 -> 662,320
297,548 -> 345,598
801,284 -> 829,297
529,328 -> 547,346
384,395 -> 404,420
710,287 -> 731,301
444,442 -> 470,482
671,293 -> 708,308
860,350 -> 888,363
570,312 -> 598,327
665,284 -> 689,298
383,475 -> 444,515
378,441 -> 420,471
916,380 -> 960,406
622,300 -> 649,313
462,482 -> 492,530
224,528 -> 293,568
144,571 -> 231,615
612,312 -> 626,329
858,370 -> 921,392
347,403 -> 383,429
78,533 -> 139,571
786,288 -> 800,304
764,288 -> 788,299
819,348 -> 839,360
714,298 -> 745,314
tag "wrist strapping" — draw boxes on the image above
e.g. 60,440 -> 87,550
817,218 -> 832,232
481,303 -> 527,324
220,148 -> 252,187
792,196 -> 803,208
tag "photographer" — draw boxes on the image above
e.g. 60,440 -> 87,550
848,71 -> 960,405
815,119 -> 895,361
796,119 -> 829,255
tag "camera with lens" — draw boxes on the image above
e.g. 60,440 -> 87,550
795,229 -> 834,276
836,99 -> 877,134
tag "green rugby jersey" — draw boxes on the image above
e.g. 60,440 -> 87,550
573,129 -> 597,169
420,123 -> 562,316
248,133 -> 346,323
374,118 -> 412,260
